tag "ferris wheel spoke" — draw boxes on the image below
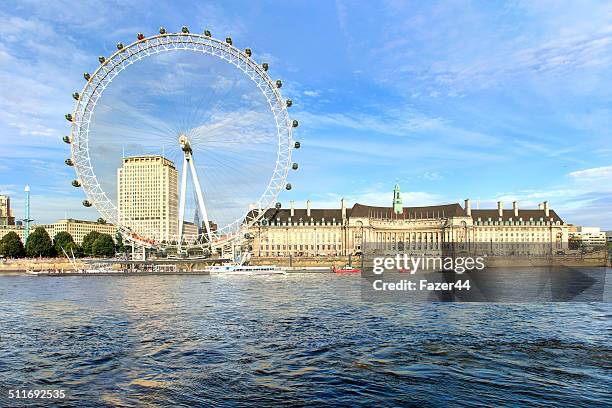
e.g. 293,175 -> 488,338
183,80 -> 224,141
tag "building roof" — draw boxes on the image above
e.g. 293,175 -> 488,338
471,209 -> 563,222
350,203 -> 467,219
256,202 -> 468,222
122,155 -> 176,168
252,202 -> 564,223
56,218 -> 114,224
259,208 -> 344,223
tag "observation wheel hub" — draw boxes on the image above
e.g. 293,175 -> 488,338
179,134 -> 193,155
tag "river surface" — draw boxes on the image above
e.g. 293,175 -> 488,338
0,272 -> 610,407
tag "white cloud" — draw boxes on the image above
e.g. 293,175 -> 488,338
300,188 -> 443,209
568,165 -> 612,182
350,1 -> 612,97
477,165 -> 612,229
421,172 -> 442,181
303,90 -> 320,97
299,107 -> 444,136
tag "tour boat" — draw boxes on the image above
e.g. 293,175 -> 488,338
206,264 -> 286,276
332,265 -> 361,273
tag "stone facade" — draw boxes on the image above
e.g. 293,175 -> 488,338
248,189 -> 570,257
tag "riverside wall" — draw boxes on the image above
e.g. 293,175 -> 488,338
0,258 -> 85,273
249,256 -> 353,267
2,251 -> 608,273
251,252 -> 610,268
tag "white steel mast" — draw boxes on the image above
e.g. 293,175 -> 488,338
178,135 -> 213,247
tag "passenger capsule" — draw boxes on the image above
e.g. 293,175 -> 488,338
137,32 -> 145,40
71,180 -> 81,187
82,200 -> 92,207
116,42 -> 124,50
98,56 -> 105,64
292,119 -> 299,128
286,99 -> 292,107
285,183 -> 292,190
225,37 -> 232,45
62,136 -> 71,144
245,48 -> 252,57
159,27 -> 167,34
244,232 -> 253,239
83,72 -> 91,81
262,63 -> 269,71
294,141 -> 301,149
72,92 -> 80,100
275,202 -> 282,209
65,158 -> 74,166
292,163 -> 298,170
65,114 -> 73,122
276,79 -> 282,88
204,29 -> 211,37
182,26 -> 189,33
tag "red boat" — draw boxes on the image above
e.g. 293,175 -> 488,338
332,265 -> 361,273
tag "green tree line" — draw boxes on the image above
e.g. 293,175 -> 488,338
0,228 -> 125,259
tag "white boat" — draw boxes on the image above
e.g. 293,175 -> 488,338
206,264 -> 286,275
26,269 -> 55,275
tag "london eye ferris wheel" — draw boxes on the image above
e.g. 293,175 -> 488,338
63,26 -> 300,251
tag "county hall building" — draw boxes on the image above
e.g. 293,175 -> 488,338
248,184 -> 569,257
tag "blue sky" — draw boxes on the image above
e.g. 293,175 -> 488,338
0,0 -> 610,229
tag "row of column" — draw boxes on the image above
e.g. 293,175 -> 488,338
370,230 -> 447,251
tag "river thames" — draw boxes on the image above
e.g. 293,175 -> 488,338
0,272 -> 610,407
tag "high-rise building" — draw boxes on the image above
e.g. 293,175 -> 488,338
117,156 -> 179,243
0,194 -> 15,226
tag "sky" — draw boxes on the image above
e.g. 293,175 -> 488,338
0,0 -> 610,229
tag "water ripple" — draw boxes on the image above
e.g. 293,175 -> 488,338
0,273 -> 610,407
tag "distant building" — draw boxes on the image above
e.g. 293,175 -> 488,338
0,194 -> 15,226
248,185 -> 571,257
0,219 -> 116,245
607,231 -> 612,244
0,224 -> 25,243
41,219 -> 117,245
569,227 -> 607,248
181,221 -> 199,244
117,156 -> 179,243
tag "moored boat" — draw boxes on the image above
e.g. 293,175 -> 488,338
206,264 -> 286,275
332,265 -> 361,273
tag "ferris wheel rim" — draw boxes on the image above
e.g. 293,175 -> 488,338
69,31 -> 294,249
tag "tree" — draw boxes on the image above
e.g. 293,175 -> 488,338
82,231 -> 101,256
25,227 -> 54,257
53,231 -> 79,257
92,234 -> 115,258
114,232 -> 126,254
0,231 -> 26,258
